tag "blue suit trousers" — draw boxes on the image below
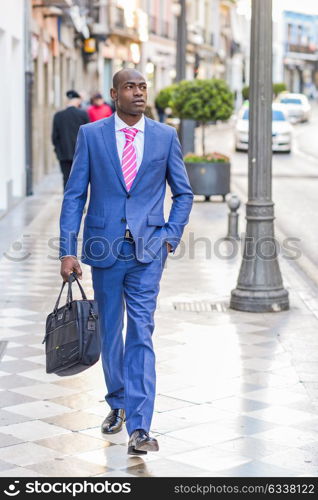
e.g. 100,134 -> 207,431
91,239 -> 168,435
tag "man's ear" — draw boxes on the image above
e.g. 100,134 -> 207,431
110,88 -> 117,101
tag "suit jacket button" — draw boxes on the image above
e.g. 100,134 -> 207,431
121,217 -> 127,223
127,194 -> 131,198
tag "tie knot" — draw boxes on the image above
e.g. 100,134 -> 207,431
121,128 -> 138,142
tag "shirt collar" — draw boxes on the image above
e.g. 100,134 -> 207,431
115,112 -> 145,133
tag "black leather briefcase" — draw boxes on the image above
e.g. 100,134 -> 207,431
43,273 -> 100,375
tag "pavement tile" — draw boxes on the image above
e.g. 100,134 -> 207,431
0,375 -> 41,390
218,460 -> 303,477
213,436 -> 293,460
0,433 -> 24,448
0,409 -> 33,426
0,318 -> 35,328
74,445 -> 161,470
11,383 -> 79,400
50,393 -> 104,411
7,401 -> 74,419
0,420 -> 71,441
209,397 -> 270,413
0,442 -> 65,467
35,433 -> 111,454
0,467 -> 45,477
0,360 -> 43,374
252,426 -> 318,447
43,411 -> 103,431
126,458 -> 210,477
169,446 -> 251,472
0,391 -> 36,408
166,421 -> 242,446
0,460 -> 16,472
260,447 -> 318,475
5,346 -> 43,358
24,457 -> 111,477
80,427 -> 128,445
245,406 -> 316,426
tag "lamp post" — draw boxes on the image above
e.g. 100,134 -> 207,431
174,0 -> 195,155
230,0 -> 289,312
175,0 -> 186,81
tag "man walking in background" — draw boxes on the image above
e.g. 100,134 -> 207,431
52,90 -> 89,190
59,69 -> 193,455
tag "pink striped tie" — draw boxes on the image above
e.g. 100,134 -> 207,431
121,127 -> 138,191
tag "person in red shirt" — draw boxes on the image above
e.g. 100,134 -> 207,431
88,93 -> 113,122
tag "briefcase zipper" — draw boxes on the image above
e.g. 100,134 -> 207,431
42,319 -> 77,344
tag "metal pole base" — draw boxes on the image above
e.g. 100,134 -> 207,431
230,287 -> 289,312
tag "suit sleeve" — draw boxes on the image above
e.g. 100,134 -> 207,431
51,114 -> 60,157
164,128 -> 194,252
59,126 -> 89,259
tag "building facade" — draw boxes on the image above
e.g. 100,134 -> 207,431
282,10 -> 318,95
0,0 -> 25,215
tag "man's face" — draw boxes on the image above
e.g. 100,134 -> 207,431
111,73 -> 147,115
93,98 -> 104,106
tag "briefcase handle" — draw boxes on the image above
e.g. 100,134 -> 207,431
53,272 -> 87,314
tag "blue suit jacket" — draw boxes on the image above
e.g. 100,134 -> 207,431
59,114 -> 193,268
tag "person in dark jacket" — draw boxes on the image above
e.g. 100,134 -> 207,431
52,90 -> 89,190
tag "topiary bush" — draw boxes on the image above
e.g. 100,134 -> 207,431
242,85 -> 249,100
273,82 -> 287,97
155,84 -> 178,112
242,82 -> 288,100
171,79 -> 234,155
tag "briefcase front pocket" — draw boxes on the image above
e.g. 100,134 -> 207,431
45,319 -> 80,373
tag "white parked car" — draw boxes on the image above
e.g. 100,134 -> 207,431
235,104 -> 293,153
276,92 -> 311,123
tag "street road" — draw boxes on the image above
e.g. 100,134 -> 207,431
200,103 -> 318,285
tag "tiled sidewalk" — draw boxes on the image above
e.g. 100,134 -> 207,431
0,169 -> 318,477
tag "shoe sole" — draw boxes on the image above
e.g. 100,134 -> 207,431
128,446 -> 148,456
101,426 -> 123,435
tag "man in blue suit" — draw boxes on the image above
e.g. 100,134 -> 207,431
60,69 -> 193,455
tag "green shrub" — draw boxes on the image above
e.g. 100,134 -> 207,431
155,84 -> 178,110
171,79 -> 234,155
242,85 -> 249,100
242,82 -> 288,100
273,82 -> 287,97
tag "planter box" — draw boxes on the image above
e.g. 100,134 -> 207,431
185,161 -> 231,201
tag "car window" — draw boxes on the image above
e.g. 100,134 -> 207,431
242,110 -> 286,121
280,98 -> 302,105
272,110 -> 286,121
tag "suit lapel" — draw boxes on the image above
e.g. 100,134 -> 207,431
130,117 -> 155,193
100,115 -> 127,191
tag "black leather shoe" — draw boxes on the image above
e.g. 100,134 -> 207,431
101,409 -> 125,434
128,429 -> 159,455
